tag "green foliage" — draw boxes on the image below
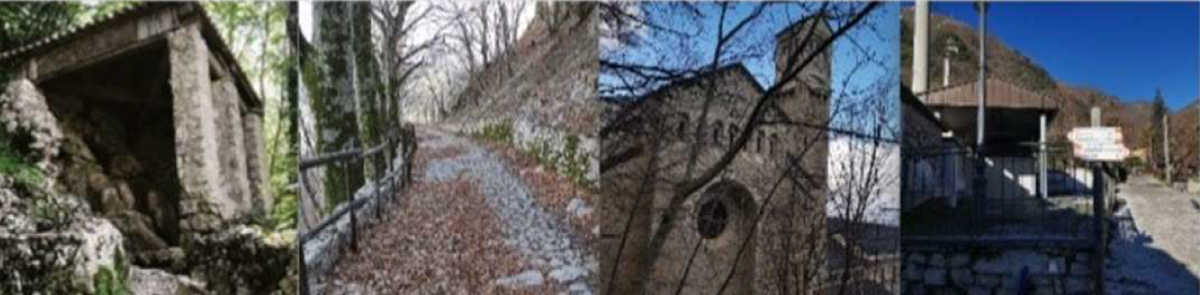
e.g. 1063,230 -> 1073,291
560,135 -> 589,185
473,122 -> 514,144
0,2 -> 82,51
0,134 -> 43,190
0,2 -> 82,82
526,135 -> 591,187
75,1 -> 134,24
472,121 -> 591,187
30,193 -> 72,231
269,190 -> 297,231
93,251 -> 130,295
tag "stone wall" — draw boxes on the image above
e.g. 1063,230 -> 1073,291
902,243 -> 1095,294
448,116 -> 599,186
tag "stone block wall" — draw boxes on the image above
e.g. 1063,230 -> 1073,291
902,244 -> 1095,294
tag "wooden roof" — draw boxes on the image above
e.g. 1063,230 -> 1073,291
0,2 -> 262,111
919,78 -> 1058,111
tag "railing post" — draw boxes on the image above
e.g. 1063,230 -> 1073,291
375,150 -> 382,220
346,161 -> 357,253
299,171 -> 309,295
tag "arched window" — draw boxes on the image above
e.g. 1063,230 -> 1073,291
769,134 -> 779,155
712,121 -> 723,145
697,198 -> 729,239
695,181 -> 756,240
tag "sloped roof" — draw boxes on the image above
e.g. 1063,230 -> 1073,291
919,77 -> 1058,111
0,2 -> 262,110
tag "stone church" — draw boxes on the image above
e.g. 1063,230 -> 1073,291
600,16 -> 832,294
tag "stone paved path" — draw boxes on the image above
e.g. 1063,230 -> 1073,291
328,126 -> 595,294
1106,175 -> 1200,294
421,128 -> 596,293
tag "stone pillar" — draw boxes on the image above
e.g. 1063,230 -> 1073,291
214,78 -> 252,219
244,111 -> 270,217
169,24 -> 223,237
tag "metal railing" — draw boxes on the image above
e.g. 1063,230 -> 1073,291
296,129 -> 415,295
900,143 -> 1116,245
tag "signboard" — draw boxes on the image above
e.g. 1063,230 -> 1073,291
1068,127 -> 1128,162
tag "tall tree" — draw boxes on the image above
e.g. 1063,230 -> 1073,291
1152,88 -> 1166,174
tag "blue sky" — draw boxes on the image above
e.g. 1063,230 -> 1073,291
916,2 -> 1199,111
601,3 -> 899,133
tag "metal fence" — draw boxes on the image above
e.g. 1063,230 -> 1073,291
296,127 -> 416,295
900,143 -> 1116,244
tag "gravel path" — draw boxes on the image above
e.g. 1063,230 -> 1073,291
1106,176 -> 1200,294
421,128 -> 595,293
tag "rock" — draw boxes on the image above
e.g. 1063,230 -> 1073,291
0,182 -> 35,234
60,127 -> 96,162
924,268 -> 946,285
188,225 -> 292,295
65,217 -> 126,293
495,270 -> 544,287
85,107 -> 131,156
114,180 -> 137,211
8,217 -> 129,292
61,160 -> 101,199
110,210 -> 168,252
566,198 -> 592,218
548,266 -> 587,283
87,171 -> 112,207
129,266 -> 208,295
569,282 -> 590,293
144,189 -> 179,242
132,247 -> 186,272
99,185 -> 135,216
109,154 -> 143,178
0,79 -> 64,177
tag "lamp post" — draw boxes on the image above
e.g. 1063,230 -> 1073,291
973,0 -> 989,216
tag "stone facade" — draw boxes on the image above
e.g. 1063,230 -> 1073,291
600,16 -> 832,294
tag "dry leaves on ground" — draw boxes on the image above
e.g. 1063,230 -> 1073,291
328,132 -> 565,294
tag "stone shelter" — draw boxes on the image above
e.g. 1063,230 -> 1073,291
0,3 -> 281,293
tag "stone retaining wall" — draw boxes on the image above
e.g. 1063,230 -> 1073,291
903,243 -> 1095,294
449,116 -> 599,186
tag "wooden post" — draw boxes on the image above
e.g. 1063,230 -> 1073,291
347,161 -> 357,253
299,172 -> 309,295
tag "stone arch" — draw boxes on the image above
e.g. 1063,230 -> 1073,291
687,180 -> 758,293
